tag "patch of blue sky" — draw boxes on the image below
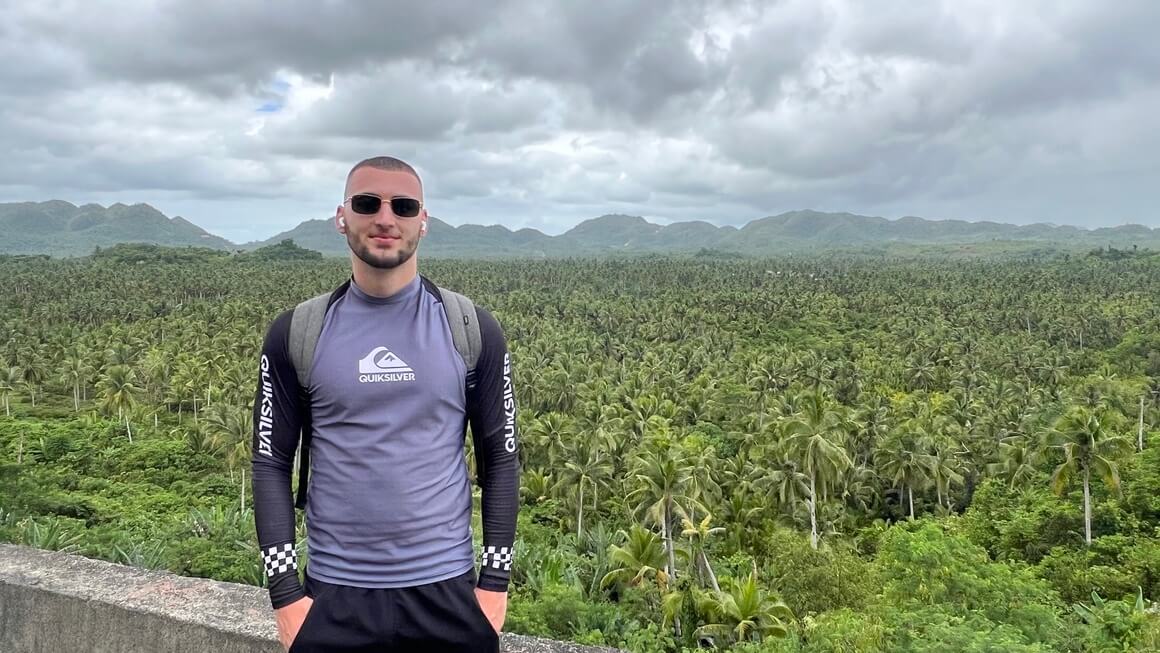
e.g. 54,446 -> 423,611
256,74 -> 292,112
268,77 -> 292,94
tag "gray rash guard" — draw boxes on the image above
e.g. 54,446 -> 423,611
251,275 -> 520,609
306,276 -> 473,586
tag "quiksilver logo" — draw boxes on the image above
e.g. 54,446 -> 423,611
257,355 -> 274,457
358,346 -> 416,383
502,353 -> 516,453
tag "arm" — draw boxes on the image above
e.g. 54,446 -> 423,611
251,310 -> 307,609
466,306 -> 521,593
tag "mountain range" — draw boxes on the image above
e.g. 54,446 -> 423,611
0,201 -> 233,256
2,200 -> 1158,258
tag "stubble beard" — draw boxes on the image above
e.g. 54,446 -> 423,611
348,230 -> 419,269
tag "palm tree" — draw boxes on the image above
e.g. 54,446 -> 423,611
140,347 -> 172,404
600,524 -> 669,590
1143,378 -> 1160,453
851,396 -> 891,467
0,365 -> 20,417
179,420 -> 216,456
186,358 -> 209,422
555,434 -> 613,537
21,359 -> 45,407
97,364 -> 141,443
907,356 -> 938,391
58,352 -> 88,412
927,444 -> 965,510
986,436 -> 1043,490
628,438 -> 698,636
680,513 -> 723,592
878,426 -> 933,521
207,404 -> 254,510
687,444 -> 723,510
767,457 -> 810,516
839,463 -> 880,516
1048,406 -> 1134,545
1138,394 -> 1148,453
781,390 -> 853,548
519,468 -> 553,505
104,342 -> 138,368
747,353 -> 791,430
578,521 -> 616,598
720,491 -> 767,551
524,412 -> 572,468
695,569 -> 794,644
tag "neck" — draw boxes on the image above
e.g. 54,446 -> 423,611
350,257 -> 419,298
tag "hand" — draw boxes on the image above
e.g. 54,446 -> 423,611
474,588 -> 507,634
274,595 -> 313,651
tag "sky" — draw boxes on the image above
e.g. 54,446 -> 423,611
1,1 -> 1157,243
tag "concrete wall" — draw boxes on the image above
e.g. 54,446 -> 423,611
0,544 -> 619,653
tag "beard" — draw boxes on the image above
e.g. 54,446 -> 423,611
347,229 -> 420,269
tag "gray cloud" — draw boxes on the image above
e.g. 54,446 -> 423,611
0,0 -> 1157,242
12,1 -> 499,94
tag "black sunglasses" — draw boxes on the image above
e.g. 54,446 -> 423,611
346,194 -> 423,218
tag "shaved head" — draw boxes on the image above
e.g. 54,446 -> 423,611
345,156 -> 423,196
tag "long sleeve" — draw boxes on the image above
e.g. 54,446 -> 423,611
466,306 -> 521,592
250,310 -> 307,609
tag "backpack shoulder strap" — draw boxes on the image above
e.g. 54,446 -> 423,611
288,292 -> 331,390
288,281 -> 349,511
437,285 -> 483,381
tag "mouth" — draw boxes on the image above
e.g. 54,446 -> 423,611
370,234 -> 400,245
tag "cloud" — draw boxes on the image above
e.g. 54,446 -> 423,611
0,0 -> 1157,242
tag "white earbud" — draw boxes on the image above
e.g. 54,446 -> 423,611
339,217 -> 346,227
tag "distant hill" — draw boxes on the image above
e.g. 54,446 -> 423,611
240,217 -> 343,255
242,216 -> 556,258
0,201 -> 233,256
712,210 -> 1107,254
2,201 -> 1158,258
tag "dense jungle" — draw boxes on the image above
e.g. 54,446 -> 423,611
2,243 -> 1159,652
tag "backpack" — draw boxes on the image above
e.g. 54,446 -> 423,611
285,280 -> 482,509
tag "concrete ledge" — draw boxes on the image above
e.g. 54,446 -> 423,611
0,544 -> 620,652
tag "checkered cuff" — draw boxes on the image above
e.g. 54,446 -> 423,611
480,545 -> 513,572
262,542 -> 298,578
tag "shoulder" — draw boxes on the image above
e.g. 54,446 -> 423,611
263,309 -> 295,341
419,275 -> 455,304
425,279 -> 503,326
474,304 -> 504,336
419,276 -> 507,342
285,283 -> 349,331
262,278 -> 346,350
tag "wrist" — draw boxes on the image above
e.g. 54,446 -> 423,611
476,572 -> 510,593
269,580 -> 306,610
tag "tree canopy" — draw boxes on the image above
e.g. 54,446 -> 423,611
2,249 -> 1159,651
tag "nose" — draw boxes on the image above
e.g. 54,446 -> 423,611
371,205 -> 400,228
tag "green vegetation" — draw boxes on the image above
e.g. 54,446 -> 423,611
239,239 -> 324,262
2,249 -> 1159,651
92,242 -> 231,265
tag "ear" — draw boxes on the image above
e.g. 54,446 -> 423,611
335,206 -> 346,233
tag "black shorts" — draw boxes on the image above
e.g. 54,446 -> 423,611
288,568 -> 500,653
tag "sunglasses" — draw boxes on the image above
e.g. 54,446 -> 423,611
345,194 -> 423,218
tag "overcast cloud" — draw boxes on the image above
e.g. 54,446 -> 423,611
0,0 -> 1157,242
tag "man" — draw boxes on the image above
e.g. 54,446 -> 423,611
251,156 -> 519,652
